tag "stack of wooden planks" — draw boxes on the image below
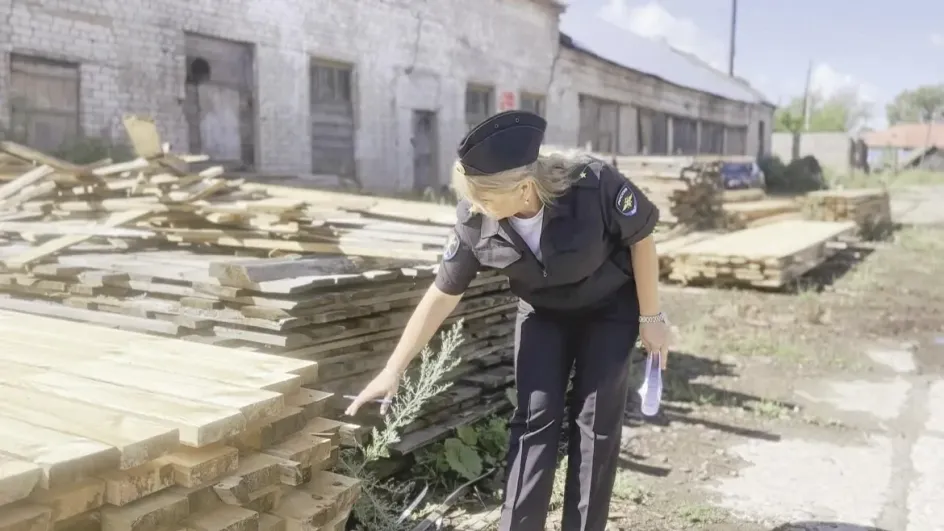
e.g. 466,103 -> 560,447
802,188 -> 892,237
669,161 -> 726,229
0,246 -> 517,452
662,220 -> 858,288
0,116 -> 516,455
0,310 -> 359,531
722,197 -> 803,230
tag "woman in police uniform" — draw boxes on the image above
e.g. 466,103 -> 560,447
346,110 -> 672,531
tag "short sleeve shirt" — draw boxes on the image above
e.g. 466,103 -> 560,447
434,159 -> 659,309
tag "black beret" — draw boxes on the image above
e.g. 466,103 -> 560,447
457,110 -> 547,176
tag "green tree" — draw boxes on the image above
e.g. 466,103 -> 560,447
774,88 -> 872,133
885,84 -> 944,124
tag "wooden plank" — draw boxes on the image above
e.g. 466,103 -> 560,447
0,504 -> 51,531
121,115 -> 167,159
47,358 -> 285,424
28,477 -> 106,522
160,229 -> 442,262
2,209 -> 154,269
0,165 -> 54,202
0,310 -> 318,382
207,256 -> 367,287
13,371 -> 247,447
671,220 -> 857,259
0,416 -> 120,490
0,296 -> 181,335
0,381 -> 180,469
0,141 -> 92,176
0,455 -> 43,505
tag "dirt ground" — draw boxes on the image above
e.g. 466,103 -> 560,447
439,223 -> 944,531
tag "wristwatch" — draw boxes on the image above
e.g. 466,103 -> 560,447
639,312 -> 667,324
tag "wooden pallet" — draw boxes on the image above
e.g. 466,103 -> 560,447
0,310 -> 357,531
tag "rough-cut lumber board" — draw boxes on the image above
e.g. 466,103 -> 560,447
207,256 -> 367,288
0,382 -> 179,469
0,416 -> 120,490
0,456 -> 43,506
121,115 -> 167,159
99,459 -> 175,506
2,209 -> 154,269
28,477 -> 105,522
156,446 -> 239,488
0,504 -> 51,531
664,220 -> 858,287
0,310 -> 318,382
0,165 -> 54,202
671,220 -> 856,259
7,371 -> 246,448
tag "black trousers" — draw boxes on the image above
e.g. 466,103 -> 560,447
499,287 -> 639,531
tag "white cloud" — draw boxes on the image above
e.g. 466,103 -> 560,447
809,63 -> 877,103
597,0 -> 727,70
931,33 -> 944,48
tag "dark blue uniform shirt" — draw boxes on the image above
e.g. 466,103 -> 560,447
435,160 -> 659,311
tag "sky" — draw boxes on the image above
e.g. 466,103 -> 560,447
562,0 -> 944,129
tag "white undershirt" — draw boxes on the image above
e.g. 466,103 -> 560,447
507,207 -> 545,262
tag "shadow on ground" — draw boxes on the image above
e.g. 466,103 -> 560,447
616,349 -> 789,477
798,245 -> 877,291
771,522 -> 890,531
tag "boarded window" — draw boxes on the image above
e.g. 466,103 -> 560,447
466,85 -> 494,131
310,59 -> 356,178
671,116 -> 698,155
724,126 -> 748,155
637,107 -> 668,155
578,95 -> 620,153
184,33 -> 255,169
520,93 -> 546,117
699,121 -> 725,154
8,55 -> 81,153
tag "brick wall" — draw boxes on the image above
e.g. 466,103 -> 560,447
0,0 -> 561,190
0,0 -> 774,190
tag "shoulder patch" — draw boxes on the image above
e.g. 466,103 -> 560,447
442,229 -> 460,261
615,184 -> 638,217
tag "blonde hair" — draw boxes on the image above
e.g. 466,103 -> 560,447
451,147 -> 594,214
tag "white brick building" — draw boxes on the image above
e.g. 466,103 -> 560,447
547,5 -> 775,160
0,0 -> 774,193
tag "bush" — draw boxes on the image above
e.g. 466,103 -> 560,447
759,154 -> 828,194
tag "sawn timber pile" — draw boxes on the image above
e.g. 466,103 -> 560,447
0,116 -> 515,455
802,188 -> 892,238
0,310 -> 358,531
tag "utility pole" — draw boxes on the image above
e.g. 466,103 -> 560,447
801,60 -> 813,131
727,0 -> 737,76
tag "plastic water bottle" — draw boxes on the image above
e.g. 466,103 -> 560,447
638,351 -> 663,416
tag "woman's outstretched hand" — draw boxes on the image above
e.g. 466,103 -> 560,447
344,367 -> 401,416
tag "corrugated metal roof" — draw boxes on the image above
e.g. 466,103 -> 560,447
559,6 -> 772,106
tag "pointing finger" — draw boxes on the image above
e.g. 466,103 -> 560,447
345,393 -> 367,416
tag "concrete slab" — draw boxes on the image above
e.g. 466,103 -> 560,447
891,186 -> 944,226
923,381 -> 944,434
907,434 -> 944,531
795,378 -> 912,421
867,348 -> 918,374
710,435 -> 894,526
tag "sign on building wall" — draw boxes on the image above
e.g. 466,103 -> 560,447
499,91 -> 516,111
